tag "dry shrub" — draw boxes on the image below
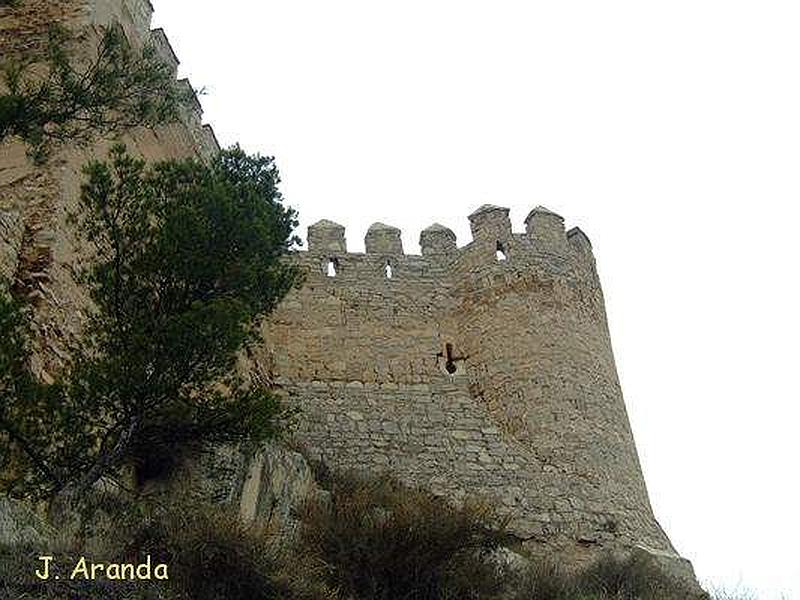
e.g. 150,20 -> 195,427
578,553 -> 711,600
510,552 -> 711,600
299,473 -> 508,600
509,560 -> 578,600
710,587 -> 760,600
113,501 -> 337,600
0,495 -> 337,600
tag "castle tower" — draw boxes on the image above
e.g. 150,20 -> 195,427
453,206 -> 668,556
257,206 -> 692,575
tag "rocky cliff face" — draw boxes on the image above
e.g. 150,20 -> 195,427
0,441 -> 323,548
191,442 -> 326,537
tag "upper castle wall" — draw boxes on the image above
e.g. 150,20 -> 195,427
0,0 -> 219,159
0,0 -> 220,381
90,0 -> 153,40
274,206 -> 602,391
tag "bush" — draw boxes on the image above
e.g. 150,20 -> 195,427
0,470 -> 754,600
510,552 -> 710,600
0,495 -> 337,600
576,552 -> 685,599
299,473 -> 509,600
510,560 -> 577,600
126,504 -> 334,599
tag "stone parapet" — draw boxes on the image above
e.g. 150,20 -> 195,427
299,205 -> 592,278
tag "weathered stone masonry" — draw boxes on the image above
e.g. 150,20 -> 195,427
0,0 -> 218,380
255,205 -> 686,568
0,0 -> 693,577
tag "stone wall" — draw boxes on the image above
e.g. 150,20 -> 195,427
0,0 -> 218,379
255,205 -> 683,568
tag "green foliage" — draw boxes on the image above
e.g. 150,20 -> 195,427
0,24 -> 189,161
299,473 -> 509,600
0,145 -> 300,502
0,288 -> 63,494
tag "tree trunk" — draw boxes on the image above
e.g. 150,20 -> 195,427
48,416 -> 140,526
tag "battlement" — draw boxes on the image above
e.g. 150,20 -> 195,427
86,0 -> 220,159
301,206 -> 595,281
0,1 -> 218,159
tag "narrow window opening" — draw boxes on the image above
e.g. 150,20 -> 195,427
495,241 -> 507,261
325,259 -> 338,277
444,343 -> 458,374
385,262 -> 393,279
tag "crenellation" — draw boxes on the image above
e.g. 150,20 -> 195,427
307,219 -> 347,254
201,124 -> 221,156
176,78 -> 203,124
420,223 -> 456,258
177,78 -> 202,115
526,205 -> 569,256
365,222 -> 403,255
567,226 -> 595,268
174,78 -> 217,159
468,204 -> 512,245
300,207 -> 596,283
567,226 -> 591,248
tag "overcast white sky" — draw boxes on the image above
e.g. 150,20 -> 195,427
152,2 -> 799,597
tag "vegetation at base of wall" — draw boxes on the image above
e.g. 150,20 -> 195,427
0,23 -> 190,162
0,470 -> 765,600
299,473 -> 511,599
507,553 -> 707,600
0,145 -> 301,505
0,491 -> 336,600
